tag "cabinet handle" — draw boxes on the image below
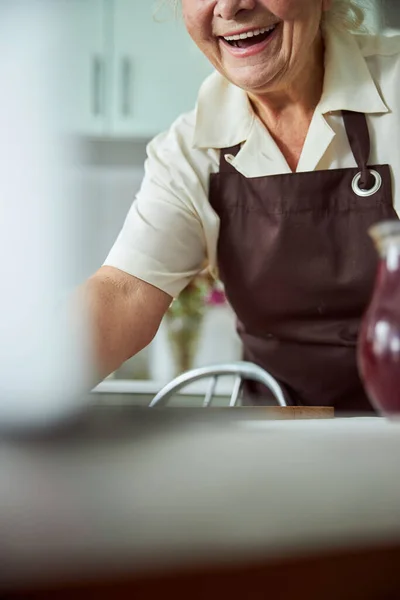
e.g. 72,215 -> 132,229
91,55 -> 104,117
121,57 -> 132,117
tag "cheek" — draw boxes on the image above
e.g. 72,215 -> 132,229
183,12 -> 196,40
182,2 -> 213,44
258,0 -> 319,20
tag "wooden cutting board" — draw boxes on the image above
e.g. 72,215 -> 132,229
236,406 -> 335,420
152,407 -> 335,420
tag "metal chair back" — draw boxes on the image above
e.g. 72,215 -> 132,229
149,361 -> 287,408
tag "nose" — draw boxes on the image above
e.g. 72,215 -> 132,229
214,0 -> 257,20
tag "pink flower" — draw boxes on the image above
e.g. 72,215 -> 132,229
206,286 -> 226,306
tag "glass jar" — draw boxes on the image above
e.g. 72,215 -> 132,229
357,220 -> 400,415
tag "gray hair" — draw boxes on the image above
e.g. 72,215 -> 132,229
325,0 -> 370,33
156,1 -> 370,33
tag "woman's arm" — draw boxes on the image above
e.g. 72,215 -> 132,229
83,266 -> 172,381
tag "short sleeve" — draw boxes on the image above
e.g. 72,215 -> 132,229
104,119 -> 210,298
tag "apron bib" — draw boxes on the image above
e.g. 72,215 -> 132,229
209,111 -> 398,412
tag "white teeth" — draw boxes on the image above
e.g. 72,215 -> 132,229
223,24 -> 277,42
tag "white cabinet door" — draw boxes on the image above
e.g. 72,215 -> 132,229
63,0 -> 109,136
111,1 -> 212,138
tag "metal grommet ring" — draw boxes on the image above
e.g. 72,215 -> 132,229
351,170 -> 382,197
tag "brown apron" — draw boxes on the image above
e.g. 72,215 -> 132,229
209,111 -> 398,413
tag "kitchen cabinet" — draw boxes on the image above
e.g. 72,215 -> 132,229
65,0 -> 110,136
65,0 -> 212,138
111,0 -> 212,137
382,0 -> 400,33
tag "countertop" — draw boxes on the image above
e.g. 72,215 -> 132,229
1,407 -> 400,594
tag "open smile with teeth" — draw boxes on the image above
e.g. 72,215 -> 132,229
221,24 -> 279,49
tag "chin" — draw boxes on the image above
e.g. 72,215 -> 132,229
226,70 -> 275,94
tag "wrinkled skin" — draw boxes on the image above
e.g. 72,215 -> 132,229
182,0 -> 332,95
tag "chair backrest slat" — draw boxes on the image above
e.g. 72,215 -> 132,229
229,376 -> 242,408
203,376 -> 218,408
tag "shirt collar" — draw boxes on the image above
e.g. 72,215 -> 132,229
192,71 -> 254,149
193,25 -> 388,150
318,24 -> 389,115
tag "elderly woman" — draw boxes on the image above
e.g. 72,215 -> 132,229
87,0 -> 400,412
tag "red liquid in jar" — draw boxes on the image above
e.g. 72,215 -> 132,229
358,261 -> 400,415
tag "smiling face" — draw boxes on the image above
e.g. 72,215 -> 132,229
182,0 -> 332,94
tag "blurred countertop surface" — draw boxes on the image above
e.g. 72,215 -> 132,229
1,407 -> 400,591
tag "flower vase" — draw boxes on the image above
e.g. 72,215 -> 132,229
165,311 -> 204,376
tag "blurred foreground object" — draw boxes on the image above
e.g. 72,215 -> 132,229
358,221 -> 400,415
1,412 -> 400,598
0,1 -> 91,429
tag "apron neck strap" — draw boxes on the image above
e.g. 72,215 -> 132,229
342,110 -> 374,189
219,144 -> 241,174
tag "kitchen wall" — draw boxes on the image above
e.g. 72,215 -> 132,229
74,139 -> 147,283
382,0 -> 400,30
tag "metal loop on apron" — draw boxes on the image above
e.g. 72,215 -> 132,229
351,169 -> 382,197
